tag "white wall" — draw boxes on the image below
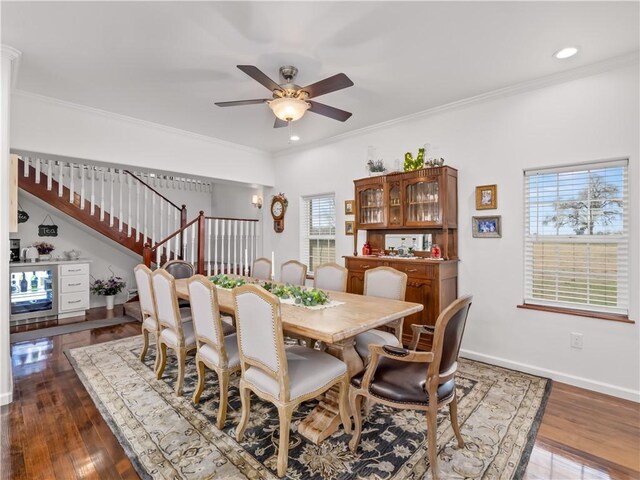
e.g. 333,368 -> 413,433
268,63 -> 640,400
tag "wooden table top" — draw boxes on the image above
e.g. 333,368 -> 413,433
174,278 -> 423,344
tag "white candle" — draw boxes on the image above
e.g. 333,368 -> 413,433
244,248 -> 248,276
271,251 -> 275,280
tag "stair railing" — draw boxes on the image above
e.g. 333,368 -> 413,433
143,211 -> 260,275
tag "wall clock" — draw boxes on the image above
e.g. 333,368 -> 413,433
271,194 -> 288,233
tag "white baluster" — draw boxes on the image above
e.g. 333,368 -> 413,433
69,163 -> 75,203
207,218 -> 212,276
251,221 -> 255,269
143,185 -> 148,243
188,224 -> 194,264
58,162 -> 64,197
35,158 -> 41,184
227,220 -> 231,274
174,210 -> 179,258
151,194 -> 156,246
100,168 -> 105,222
90,167 -> 96,215
214,219 -> 219,276
46,159 -> 52,190
118,169 -> 124,231
109,168 -> 114,227
80,165 -> 85,209
239,221 -> 244,275
167,204 -> 172,254
127,173 -> 132,237
159,199 -> 164,247
136,180 -> 140,241
156,246 -> 160,266
220,219 -> 225,274
23,156 -> 29,177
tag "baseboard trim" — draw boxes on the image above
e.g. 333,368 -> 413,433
460,349 -> 640,403
0,390 -> 13,406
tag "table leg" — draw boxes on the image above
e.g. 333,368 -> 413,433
297,337 -> 363,444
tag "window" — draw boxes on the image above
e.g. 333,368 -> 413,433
300,194 -> 336,273
524,159 -> 628,316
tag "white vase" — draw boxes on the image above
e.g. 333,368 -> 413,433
105,295 -> 115,310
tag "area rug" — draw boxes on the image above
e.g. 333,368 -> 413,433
10,315 -> 137,343
67,336 -> 551,479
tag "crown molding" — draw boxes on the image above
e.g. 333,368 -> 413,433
12,89 -> 271,157
274,51 -> 640,157
1,45 -> 22,90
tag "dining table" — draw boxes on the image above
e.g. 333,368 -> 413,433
174,276 -> 424,444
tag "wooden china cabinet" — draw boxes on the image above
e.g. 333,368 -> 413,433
347,166 -> 459,349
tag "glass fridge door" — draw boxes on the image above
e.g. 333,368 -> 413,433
10,269 -> 55,316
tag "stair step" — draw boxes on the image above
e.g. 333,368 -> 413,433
123,301 -> 143,322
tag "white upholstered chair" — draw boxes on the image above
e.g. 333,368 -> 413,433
252,257 -> 272,281
280,260 -> 307,286
233,284 -> 351,477
313,262 -> 348,292
188,275 -> 240,428
152,269 -> 197,396
354,267 -> 408,361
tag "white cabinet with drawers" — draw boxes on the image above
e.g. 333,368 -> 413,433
58,261 -> 90,318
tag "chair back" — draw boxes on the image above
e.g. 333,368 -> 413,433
364,266 -> 407,300
314,262 -> 348,292
134,264 -> 156,327
162,259 -> 194,279
151,269 -> 184,341
428,295 -> 473,384
188,275 -> 225,354
233,284 -> 289,398
252,257 -> 272,280
281,260 -> 307,286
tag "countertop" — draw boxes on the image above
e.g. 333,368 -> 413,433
343,255 -> 458,263
10,258 -> 92,268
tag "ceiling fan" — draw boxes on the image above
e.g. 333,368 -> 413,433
215,65 -> 354,128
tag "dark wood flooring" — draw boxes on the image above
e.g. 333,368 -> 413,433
2,306 -> 639,479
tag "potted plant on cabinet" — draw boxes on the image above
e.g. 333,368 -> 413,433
90,274 -> 126,310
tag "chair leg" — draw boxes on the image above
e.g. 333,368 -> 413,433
216,370 -> 230,430
156,341 -> 167,379
426,407 -> 439,480
449,395 -> 464,448
235,384 -> 251,441
153,334 -> 161,373
140,328 -> 149,362
338,375 -> 352,434
175,347 -> 186,396
348,389 -> 364,453
192,356 -> 206,404
276,404 -> 294,478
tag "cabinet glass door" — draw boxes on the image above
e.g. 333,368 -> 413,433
358,186 -> 385,226
10,269 -> 55,316
405,179 -> 440,225
388,183 -> 402,226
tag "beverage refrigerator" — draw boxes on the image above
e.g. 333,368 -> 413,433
10,264 -> 58,324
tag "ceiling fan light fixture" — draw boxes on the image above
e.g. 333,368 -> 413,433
268,97 -> 310,122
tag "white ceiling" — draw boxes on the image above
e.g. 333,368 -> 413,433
2,2 -> 638,153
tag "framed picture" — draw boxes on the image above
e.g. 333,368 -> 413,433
345,221 -> 355,235
475,184 -> 497,210
345,200 -> 355,215
472,215 -> 501,238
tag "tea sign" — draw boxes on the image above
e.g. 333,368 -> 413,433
38,214 -> 58,237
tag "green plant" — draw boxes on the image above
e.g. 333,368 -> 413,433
367,159 -> 386,173
90,275 -> 126,296
404,148 -> 425,171
209,274 -> 246,289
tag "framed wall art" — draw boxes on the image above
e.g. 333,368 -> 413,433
475,184 -> 497,210
345,221 -> 355,235
345,200 -> 355,215
472,215 -> 501,238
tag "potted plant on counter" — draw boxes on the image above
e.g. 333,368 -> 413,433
90,274 -> 126,310
33,241 -> 55,261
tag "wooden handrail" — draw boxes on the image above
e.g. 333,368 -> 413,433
123,169 -> 182,211
149,215 -> 200,253
204,216 -> 259,222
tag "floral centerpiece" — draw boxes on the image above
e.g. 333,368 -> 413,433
209,274 -> 247,289
33,241 -> 55,259
90,275 -> 126,310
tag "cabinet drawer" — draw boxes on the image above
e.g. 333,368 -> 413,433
60,274 -> 89,293
59,291 -> 89,312
388,262 -> 430,278
346,258 -> 380,272
60,263 -> 89,276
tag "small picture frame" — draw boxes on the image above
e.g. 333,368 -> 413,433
472,215 -> 501,238
476,184 -> 497,210
345,221 -> 355,235
345,200 -> 355,215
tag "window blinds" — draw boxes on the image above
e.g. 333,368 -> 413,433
300,194 -> 336,273
524,159 -> 629,315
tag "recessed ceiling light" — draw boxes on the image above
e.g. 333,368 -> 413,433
554,47 -> 579,59
289,135 -> 300,142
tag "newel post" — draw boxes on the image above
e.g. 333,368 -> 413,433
197,210 -> 205,274
142,243 -> 152,268
179,204 -> 187,259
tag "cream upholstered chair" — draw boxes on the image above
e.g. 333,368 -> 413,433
153,269 -> 197,396
349,295 -> 473,480
313,262 -> 348,292
280,260 -> 307,286
233,284 -> 351,477
188,275 -> 240,428
252,257 -> 272,281
354,266 -> 408,361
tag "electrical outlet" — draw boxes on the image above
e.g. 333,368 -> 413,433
570,332 -> 584,349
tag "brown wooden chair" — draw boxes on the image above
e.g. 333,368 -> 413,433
232,284 -> 351,477
349,294 -> 473,480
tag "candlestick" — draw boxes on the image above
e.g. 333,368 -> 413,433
271,251 -> 275,280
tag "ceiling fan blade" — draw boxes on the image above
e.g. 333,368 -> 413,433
307,101 -> 352,122
302,73 -> 354,99
237,65 -> 282,93
214,99 -> 269,107
274,118 -> 288,128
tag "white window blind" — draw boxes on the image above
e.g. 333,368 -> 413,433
300,194 -> 336,273
524,159 -> 628,315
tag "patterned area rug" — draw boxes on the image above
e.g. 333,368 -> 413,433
67,336 -> 551,480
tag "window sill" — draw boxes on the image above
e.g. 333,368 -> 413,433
517,303 -> 634,324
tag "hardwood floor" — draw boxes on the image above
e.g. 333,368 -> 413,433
2,306 -> 639,480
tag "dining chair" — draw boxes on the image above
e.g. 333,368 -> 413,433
162,259 -> 195,279
188,275 -> 240,428
349,295 -> 473,480
313,262 -> 348,292
252,257 -> 272,281
134,264 -> 162,371
152,268 -> 197,396
280,260 -> 307,286
354,266 -> 407,362
232,284 -> 351,477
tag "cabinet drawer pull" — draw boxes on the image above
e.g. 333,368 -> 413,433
68,268 -> 81,272
68,299 -> 82,304
362,265 -> 370,269
68,282 -> 82,287
406,268 -> 418,272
